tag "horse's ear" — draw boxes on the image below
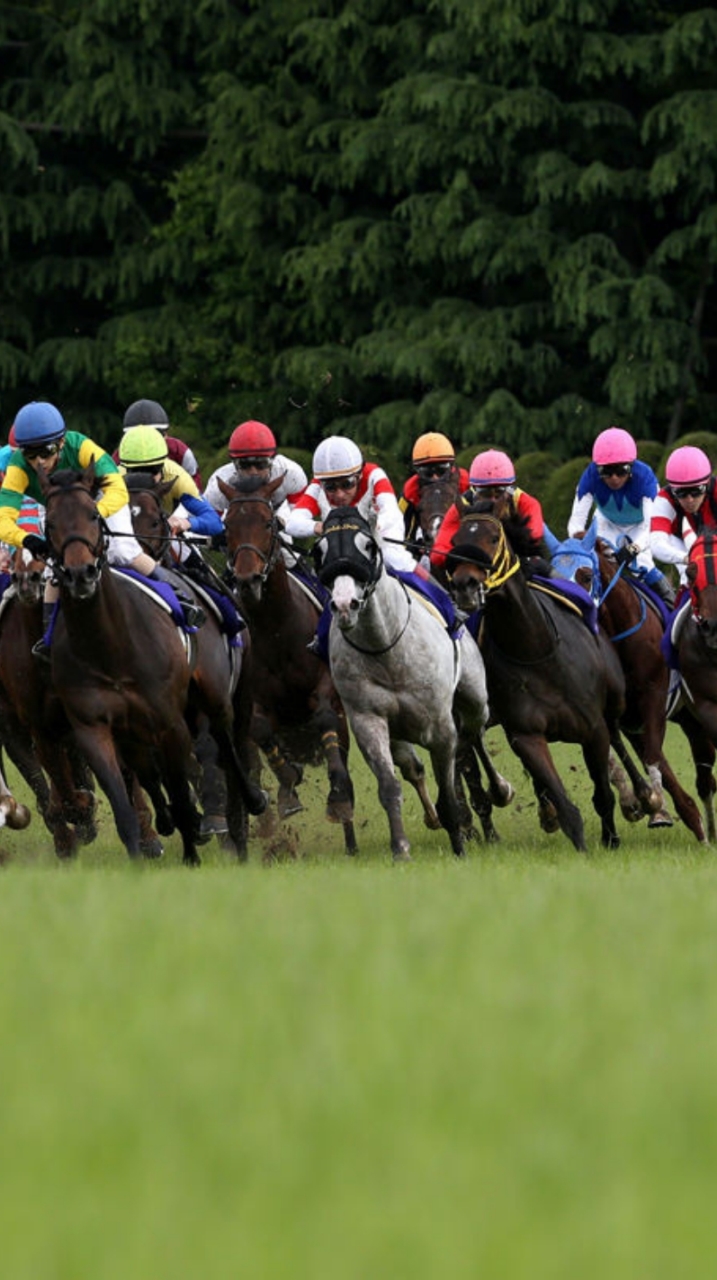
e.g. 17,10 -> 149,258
543,525 -> 560,556
583,521 -> 598,552
84,458 -> 97,491
456,491 -> 472,517
158,478 -> 177,502
217,475 -> 236,501
686,561 -> 698,585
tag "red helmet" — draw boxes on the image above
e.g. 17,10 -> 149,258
228,420 -> 276,459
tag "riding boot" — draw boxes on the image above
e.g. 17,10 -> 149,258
150,565 -> 206,629
31,601 -> 55,663
647,572 -> 677,608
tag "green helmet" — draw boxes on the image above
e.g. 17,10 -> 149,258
119,425 -> 168,469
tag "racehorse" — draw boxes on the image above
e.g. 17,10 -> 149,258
0,544 -> 97,855
126,475 -> 261,858
38,463 -> 263,864
545,524 -> 706,842
219,472 -> 358,856
412,473 -> 460,552
446,501 -> 628,851
313,507 -> 509,860
666,532 -> 717,837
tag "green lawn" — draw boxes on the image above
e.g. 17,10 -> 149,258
1,728 -> 717,1278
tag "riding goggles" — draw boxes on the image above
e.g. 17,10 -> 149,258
234,456 -> 272,471
471,484 -> 513,499
416,462 -> 452,480
597,463 -> 632,478
669,483 -> 708,500
22,440 -> 63,462
322,474 -> 359,493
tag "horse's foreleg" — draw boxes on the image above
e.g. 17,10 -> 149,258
510,732 -> 586,852
607,739 -> 652,822
160,720 -> 203,867
426,726 -> 465,858
315,701 -> 357,856
71,724 -> 142,857
351,714 -> 410,861
674,709 -> 717,842
582,724 -> 620,850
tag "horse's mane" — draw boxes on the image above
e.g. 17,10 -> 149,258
47,467 -> 86,491
124,472 -> 158,493
227,473 -> 271,496
459,497 -> 546,566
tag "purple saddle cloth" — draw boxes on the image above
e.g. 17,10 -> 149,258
115,568 -> 198,633
391,569 -> 461,634
532,575 -> 599,635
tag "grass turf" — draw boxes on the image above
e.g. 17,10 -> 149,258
1,727 -> 716,1278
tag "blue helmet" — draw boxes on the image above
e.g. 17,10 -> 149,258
13,401 -> 66,447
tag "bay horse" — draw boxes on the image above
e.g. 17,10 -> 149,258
412,473 -> 460,553
666,532 -> 717,837
0,545 -> 98,855
125,474 -> 262,858
219,472 -> 358,855
38,463 -> 263,864
446,502 -> 628,851
545,524 -> 706,842
313,507 -> 509,860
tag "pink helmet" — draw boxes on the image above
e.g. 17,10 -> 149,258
469,449 -> 515,487
592,427 -> 637,466
665,445 -> 712,488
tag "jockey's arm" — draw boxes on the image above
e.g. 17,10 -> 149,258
284,488 -> 323,538
172,492 -> 224,537
567,490 -> 594,538
0,458 -> 40,549
77,439 -> 130,519
429,506 -> 460,570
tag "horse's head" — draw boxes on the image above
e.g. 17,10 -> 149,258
415,473 -> 459,548
544,522 -> 600,599
687,534 -> 717,650
222,473 -> 285,601
126,474 -> 176,562
445,502 -> 517,612
314,508 -> 383,630
10,543 -> 45,606
40,464 -> 106,599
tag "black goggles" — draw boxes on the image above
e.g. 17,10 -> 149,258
669,483 -> 708,500
322,475 -> 359,493
22,439 -> 63,461
234,456 -> 272,471
416,462 -> 452,480
597,463 -> 632,479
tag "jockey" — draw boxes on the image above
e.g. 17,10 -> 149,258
285,436 -> 418,573
204,419 -> 307,531
650,445 -> 717,587
114,398 -> 203,489
431,448 -> 544,571
568,426 -> 675,605
0,401 -> 201,659
118,426 -> 223,553
399,432 -> 470,548
0,423 -> 44,571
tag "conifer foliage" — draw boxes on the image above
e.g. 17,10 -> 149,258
0,0 -> 715,458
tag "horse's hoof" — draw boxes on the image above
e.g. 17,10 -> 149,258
6,803 -> 31,831
140,837 -> 164,859
392,849 -> 412,863
620,803 -> 645,824
183,852 -> 202,867
278,791 -> 304,819
422,812 -> 441,831
491,782 -> 515,808
326,800 -> 354,825
647,811 -> 674,829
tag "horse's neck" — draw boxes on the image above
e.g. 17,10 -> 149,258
349,573 -> 408,647
59,571 -> 130,658
484,574 -> 556,659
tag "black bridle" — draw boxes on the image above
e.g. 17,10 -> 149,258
44,482 -> 108,582
223,494 -> 283,586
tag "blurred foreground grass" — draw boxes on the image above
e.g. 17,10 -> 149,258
1,727 -> 717,1278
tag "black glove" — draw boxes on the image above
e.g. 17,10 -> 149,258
615,543 -> 637,567
211,531 -> 228,551
22,534 -> 49,560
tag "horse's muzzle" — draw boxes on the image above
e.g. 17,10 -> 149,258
63,563 -> 101,599
450,571 -> 484,614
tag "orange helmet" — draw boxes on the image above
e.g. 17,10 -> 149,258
411,432 -> 455,466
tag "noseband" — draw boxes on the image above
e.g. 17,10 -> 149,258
224,494 -> 281,585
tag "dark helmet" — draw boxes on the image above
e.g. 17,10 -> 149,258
122,399 -> 169,431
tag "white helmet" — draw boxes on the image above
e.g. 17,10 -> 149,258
313,436 -> 363,479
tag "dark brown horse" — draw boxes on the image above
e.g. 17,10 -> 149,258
0,545 -> 98,855
412,473 -> 460,553
447,502 -> 628,851
125,475 -> 263,858
219,472 -> 357,855
38,463 -> 262,863
545,526 -> 706,842
667,533 -> 717,838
